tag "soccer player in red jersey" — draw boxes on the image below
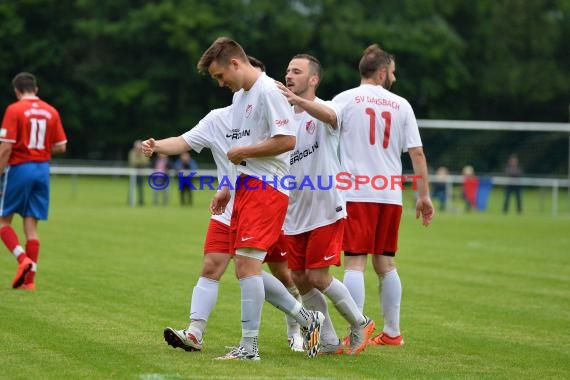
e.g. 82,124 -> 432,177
0,72 -> 67,290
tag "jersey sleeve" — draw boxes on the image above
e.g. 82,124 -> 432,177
264,86 -> 296,138
181,107 -> 229,153
0,105 -> 18,143
51,111 -> 67,145
181,122 -> 210,153
331,91 -> 350,112
402,100 -> 422,152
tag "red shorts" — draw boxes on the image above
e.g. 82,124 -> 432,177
204,219 -> 232,254
265,232 -> 288,263
229,176 -> 289,253
342,202 -> 402,255
285,219 -> 345,271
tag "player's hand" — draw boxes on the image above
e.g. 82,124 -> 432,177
210,188 -> 230,215
227,147 -> 247,165
275,81 -> 301,106
416,196 -> 435,226
141,138 -> 155,158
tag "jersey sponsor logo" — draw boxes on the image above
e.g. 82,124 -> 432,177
225,129 -> 251,140
275,118 -> 289,127
323,254 -> 335,261
245,104 -> 253,118
305,120 -> 316,135
241,236 -> 255,241
290,141 -> 319,165
335,206 -> 343,212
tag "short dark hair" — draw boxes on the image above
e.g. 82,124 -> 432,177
12,72 -> 37,93
292,53 -> 323,81
197,37 -> 248,74
358,44 -> 394,79
247,55 -> 265,72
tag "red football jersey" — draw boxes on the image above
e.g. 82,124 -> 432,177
0,97 -> 67,165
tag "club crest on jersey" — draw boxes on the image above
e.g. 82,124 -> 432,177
305,120 -> 316,135
245,104 -> 253,118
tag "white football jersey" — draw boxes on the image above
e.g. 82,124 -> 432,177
284,99 -> 347,235
181,106 -> 234,225
333,84 -> 422,205
230,73 -> 296,195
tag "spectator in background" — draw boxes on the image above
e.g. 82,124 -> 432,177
462,165 -> 478,212
502,154 -> 523,214
128,140 -> 150,206
175,151 -> 198,206
431,166 -> 449,212
0,72 -> 67,290
153,153 -> 172,206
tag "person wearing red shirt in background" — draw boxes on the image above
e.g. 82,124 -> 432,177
0,72 -> 67,290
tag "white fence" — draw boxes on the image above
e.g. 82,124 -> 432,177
50,166 -> 217,207
50,166 -> 569,215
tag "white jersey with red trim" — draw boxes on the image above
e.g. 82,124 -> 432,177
182,106 -> 234,225
284,99 -> 346,235
230,72 -> 296,195
333,84 -> 422,205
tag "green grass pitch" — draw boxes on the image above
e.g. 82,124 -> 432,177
0,175 -> 569,379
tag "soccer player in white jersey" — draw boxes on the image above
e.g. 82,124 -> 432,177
333,44 -> 435,346
141,57 -> 319,356
197,37 -> 324,360
276,54 -> 376,355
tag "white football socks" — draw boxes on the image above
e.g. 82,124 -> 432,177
301,288 -> 338,345
240,275 -> 265,339
261,271 -> 306,331
323,277 -> 365,327
343,269 -> 365,312
285,285 -> 302,337
380,269 -> 401,336
188,276 -> 219,340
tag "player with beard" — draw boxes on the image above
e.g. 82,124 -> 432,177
332,44 -> 434,346
276,54 -> 375,355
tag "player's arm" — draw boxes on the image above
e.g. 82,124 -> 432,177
408,146 -> 435,226
141,136 -> 190,157
51,115 -> 67,155
296,98 -> 338,129
276,81 -> 338,129
0,142 -> 13,173
227,135 -> 296,165
52,142 -> 67,154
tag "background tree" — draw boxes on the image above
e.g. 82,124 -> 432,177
0,0 -> 568,173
